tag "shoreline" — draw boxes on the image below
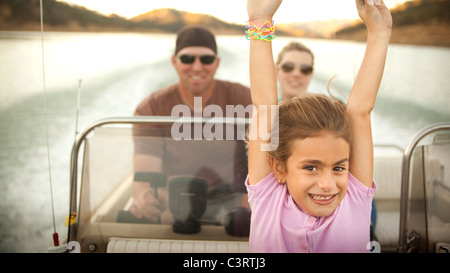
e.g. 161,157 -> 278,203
1,22 -> 449,48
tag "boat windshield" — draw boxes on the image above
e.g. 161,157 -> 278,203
74,120 -> 251,252
406,132 -> 450,252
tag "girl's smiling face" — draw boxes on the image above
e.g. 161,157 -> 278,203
274,132 -> 350,217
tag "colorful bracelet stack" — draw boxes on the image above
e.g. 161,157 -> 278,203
245,20 -> 276,41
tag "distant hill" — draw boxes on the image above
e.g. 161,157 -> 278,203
130,8 -> 244,35
279,19 -> 355,39
335,0 -> 450,47
0,0 -> 348,37
0,0 -> 135,32
0,0 -> 287,35
1,0 -> 449,47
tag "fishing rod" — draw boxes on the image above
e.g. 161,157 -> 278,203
65,79 -> 82,253
38,0 -> 64,253
39,0 -> 80,253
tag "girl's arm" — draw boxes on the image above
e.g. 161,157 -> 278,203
247,0 -> 282,185
347,0 -> 392,188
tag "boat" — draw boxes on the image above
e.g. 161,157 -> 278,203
63,117 -> 450,253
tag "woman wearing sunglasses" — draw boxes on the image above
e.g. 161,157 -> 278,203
275,41 -> 315,101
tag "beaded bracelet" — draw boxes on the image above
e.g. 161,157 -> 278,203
245,20 -> 276,41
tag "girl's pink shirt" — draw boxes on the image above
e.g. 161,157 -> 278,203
245,172 -> 377,253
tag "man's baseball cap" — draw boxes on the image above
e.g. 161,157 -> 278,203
175,26 -> 217,55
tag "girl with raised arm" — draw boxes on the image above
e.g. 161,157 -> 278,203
246,0 -> 392,252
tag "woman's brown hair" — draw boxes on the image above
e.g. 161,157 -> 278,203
276,41 -> 315,67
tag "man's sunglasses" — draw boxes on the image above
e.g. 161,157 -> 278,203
178,54 -> 216,65
280,62 -> 314,75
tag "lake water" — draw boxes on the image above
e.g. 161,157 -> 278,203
0,31 -> 449,252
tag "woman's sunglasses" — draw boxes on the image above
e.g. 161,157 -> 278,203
280,62 -> 314,75
178,54 -> 216,65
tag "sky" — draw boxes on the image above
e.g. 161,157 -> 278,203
59,0 -> 410,24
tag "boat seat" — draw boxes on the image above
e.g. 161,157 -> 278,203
373,211 -> 399,252
372,153 -> 402,252
106,238 -> 250,253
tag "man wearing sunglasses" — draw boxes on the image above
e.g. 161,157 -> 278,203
131,26 -> 252,225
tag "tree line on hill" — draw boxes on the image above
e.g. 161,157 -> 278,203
0,0 -> 246,34
1,0 -> 449,46
336,0 -> 449,36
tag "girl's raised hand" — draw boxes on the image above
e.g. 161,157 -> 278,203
355,0 -> 392,35
247,0 -> 283,23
